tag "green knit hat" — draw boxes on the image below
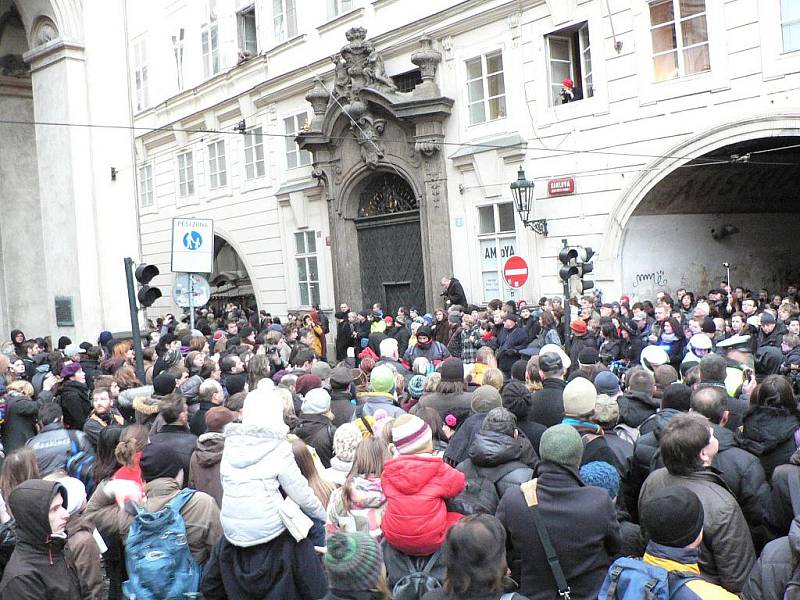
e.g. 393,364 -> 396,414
324,532 -> 383,591
370,365 -> 395,394
539,424 -> 584,469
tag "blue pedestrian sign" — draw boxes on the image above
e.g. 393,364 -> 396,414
171,218 -> 214,273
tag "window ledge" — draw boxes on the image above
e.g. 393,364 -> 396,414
176,195 -> 200,209
317,7 -> 365,35
372,0 -> 401,9
266,34 -> 307,59
139,204 -> 159,216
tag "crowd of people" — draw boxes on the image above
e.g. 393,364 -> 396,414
0,277 -> 800,598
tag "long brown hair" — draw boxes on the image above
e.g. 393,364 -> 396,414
0,448 -> 40,515
113,365 -> 142,390
343,437 -> 389,512
115,424 -> 149,467
291,438 -> 333,508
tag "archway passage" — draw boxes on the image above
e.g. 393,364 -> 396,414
355,173 -> 426,312
621,136 -> 800,297
208,235 -> 257,312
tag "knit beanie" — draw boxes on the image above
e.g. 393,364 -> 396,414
60,362 -> 82,379
640,487 -> 704,548
592,394 -> 620,427
501,380 -> 531,420
580,461 -> 620,499
407,375 -> 426,399
205,406 -> 236,433
295,374 -> 323,397
594,371 -> 621,397
301,387 -> 331,415
539,424 -> 583,469
370,365 -> 395,394
470,385 -> 502,413
391,413 -> 433,455
438,357 -> 464,383
562,377 -> 597,418
312,361 -> 332,381
226,374 -> 248,396
333,423 -> 362,463
325,532 -> 384,591
152,372 -> 176,396
241,388 -> 288,434
578,347 -> 600,365
141,443 -> 183,482
661,383 -> 692,412
510,359 -> 528,382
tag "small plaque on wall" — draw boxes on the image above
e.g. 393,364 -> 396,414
55,296 -> 74,327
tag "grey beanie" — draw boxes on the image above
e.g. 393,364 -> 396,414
481,407 -> 517,437
539,424 -> 584,469
470,384 -> 502,413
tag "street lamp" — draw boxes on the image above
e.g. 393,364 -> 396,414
510,167 -> 547,236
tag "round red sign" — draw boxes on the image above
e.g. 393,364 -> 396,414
503,256 -> 529,288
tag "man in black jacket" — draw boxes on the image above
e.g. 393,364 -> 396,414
58,362 -> 92,430
440,276 -> 468,309
189,380 -> 224,437
617,367 -> 658,428
148,394 -> 197,484
530,352 -> 568,427
497,424 -> 620,599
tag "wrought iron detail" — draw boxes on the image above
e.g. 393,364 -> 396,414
358,173 -> 419,218
530,219 -> 548,236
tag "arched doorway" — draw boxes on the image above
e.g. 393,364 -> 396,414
354,172 -> 426,312
208,235 -> 257,312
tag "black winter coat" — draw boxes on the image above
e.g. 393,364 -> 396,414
442,278 -> 468,309
459,430 -> 534,498
737,406 -> 800,481
1,392 -> 43,453
329,389 -> 355,427
293,413 -> 335,468
568,333 -> 598,374
148,424 -> 197,484
59,380 -> 91,430
767,448 -> 800,537
386,325 -> 411,360
335,320 -> 353,362
0,480 -> 82,600
529,378 -> 566,427
190,400 -> 219,437
617,390 -> 659,429
496,461 -> 620,599
741,519 -> 800,600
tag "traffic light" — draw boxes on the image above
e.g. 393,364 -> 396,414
558,247 -> 579,282
558,245 -> 595,294
574,246 -> 594,293
135,264 -> 162,307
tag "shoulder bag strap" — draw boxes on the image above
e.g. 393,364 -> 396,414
65,429 -> 78,455
422,548 -> 442,574
167,488 -> 196,514
789,468 -> 800,516
520,480 -> 571,599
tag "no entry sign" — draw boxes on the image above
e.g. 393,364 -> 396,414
503,256 -> 529,288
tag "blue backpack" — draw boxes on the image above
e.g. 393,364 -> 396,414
123,489 -> 200,600
598,557 -> 697,600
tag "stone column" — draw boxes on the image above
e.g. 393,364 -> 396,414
24,39 -> 104,340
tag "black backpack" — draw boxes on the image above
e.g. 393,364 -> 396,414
448,460 -> 526,515
392,548 -> 442,600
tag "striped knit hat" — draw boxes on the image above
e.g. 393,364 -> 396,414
324,532 -> 383,591
391,413 -> 433,455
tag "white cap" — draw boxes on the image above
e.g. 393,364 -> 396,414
689,333 -> 712,350
539,344 -> 572,370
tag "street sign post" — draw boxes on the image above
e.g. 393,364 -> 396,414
171,218 -> 214,273
503,256 -> 529,289
173,273 -> 211,308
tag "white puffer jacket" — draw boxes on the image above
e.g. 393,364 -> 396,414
220,422 -> 326,547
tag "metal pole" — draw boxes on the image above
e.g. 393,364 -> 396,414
189,273 -> 196,331
562,238 -> 571,354
124,257 -> 146,382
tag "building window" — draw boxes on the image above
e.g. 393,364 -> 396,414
477,202 -> 517,302
465,51 -> 506,126
327,0 -> 353,20
201,3 -> 220,79
238,5 -> 258,58
546,23 -> 593,106
649,0 -> 710,82
295,231 -> 320,307
177,151 -> 194,197
284,113 -> 311,169
171,28 -> 185,90
244,127 -> 265,179
133,39 -> 148,112
782,0 -> 800,53
392,69 -> 422,93
138,163 -> 154,208
207,140 -> 227,189
273,0 -> 297,43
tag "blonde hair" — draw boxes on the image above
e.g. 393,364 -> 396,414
423,372 -> 441,392
7,380 -> 33,397
483,368 -> 505,391
115,424 -> 149,466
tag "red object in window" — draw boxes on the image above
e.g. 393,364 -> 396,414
561,78 -> 574,90
547,177 -> 576,197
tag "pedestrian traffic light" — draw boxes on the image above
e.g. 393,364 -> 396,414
558,247 -> 579,282
135,264 -> 162,307
558,245 -> 594,293
574,246 -> 594,293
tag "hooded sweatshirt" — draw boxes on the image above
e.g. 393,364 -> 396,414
189,432 -> 226,507
0,480 -> 81,600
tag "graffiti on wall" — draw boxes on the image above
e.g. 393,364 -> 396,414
632,270 -> 668,289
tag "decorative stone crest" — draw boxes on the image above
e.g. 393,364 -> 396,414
334,27 -> 397,100
31,16 -> 59,47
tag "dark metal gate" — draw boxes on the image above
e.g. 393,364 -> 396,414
354,173 -> 426,313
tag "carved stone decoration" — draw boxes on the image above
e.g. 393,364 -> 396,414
352,113 -> 385,169
336,27 -> 397,101
306,81 -> 330,117
358,173 -> 419,217
411,36 -> 442,96
0,54 -> 30,78
31,16 -> 59,47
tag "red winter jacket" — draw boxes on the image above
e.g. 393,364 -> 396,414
381,455 -> 465,556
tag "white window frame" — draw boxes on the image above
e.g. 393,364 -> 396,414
201,9 -> 220,79
273,0 -> 297,43
648,0 -> 710,82
177,151 -> 195,198
238,5 -> 258,56
327,0 -> 354,20
476,202 -> 518,303
464,50 -> 507,126
284,113 -> 311,170
137,163 -> 154,208
244,126 -> 266,180
207,140 -> 227,189
171,28 -> 185,91
133,38 -> 148,112
545,23 -> 593,107
295,231 -> 320,308
781,0 -> 800,53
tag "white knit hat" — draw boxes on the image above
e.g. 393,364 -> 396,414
301,387 -> 331,415
333,423 -> 362,463
241,388 -> 288,434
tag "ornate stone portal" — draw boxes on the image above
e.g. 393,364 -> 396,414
298,28 -> 454,312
